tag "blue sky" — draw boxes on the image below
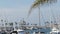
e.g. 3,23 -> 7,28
0,0 -> 60,25
0,0 -> 34,22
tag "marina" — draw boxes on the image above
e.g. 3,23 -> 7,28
0,0 -> 59,34
10,26 -> 60,34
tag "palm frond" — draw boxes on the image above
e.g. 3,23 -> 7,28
28,0 -> 57,17
32,0 -> 57,8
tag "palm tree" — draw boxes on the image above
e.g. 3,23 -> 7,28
28,0 -> 57,15
28,0 -> 57,26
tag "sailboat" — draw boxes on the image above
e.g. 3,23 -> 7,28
50,27 -> 60,34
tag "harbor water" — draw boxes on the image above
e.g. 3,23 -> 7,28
18,27 -> 51,34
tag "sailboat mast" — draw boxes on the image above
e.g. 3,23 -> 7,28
38,6 -> 40,26
50,5 -> 57,24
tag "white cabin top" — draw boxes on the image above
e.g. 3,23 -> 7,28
50,27 -> 60,33
17,29 -> 24,32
